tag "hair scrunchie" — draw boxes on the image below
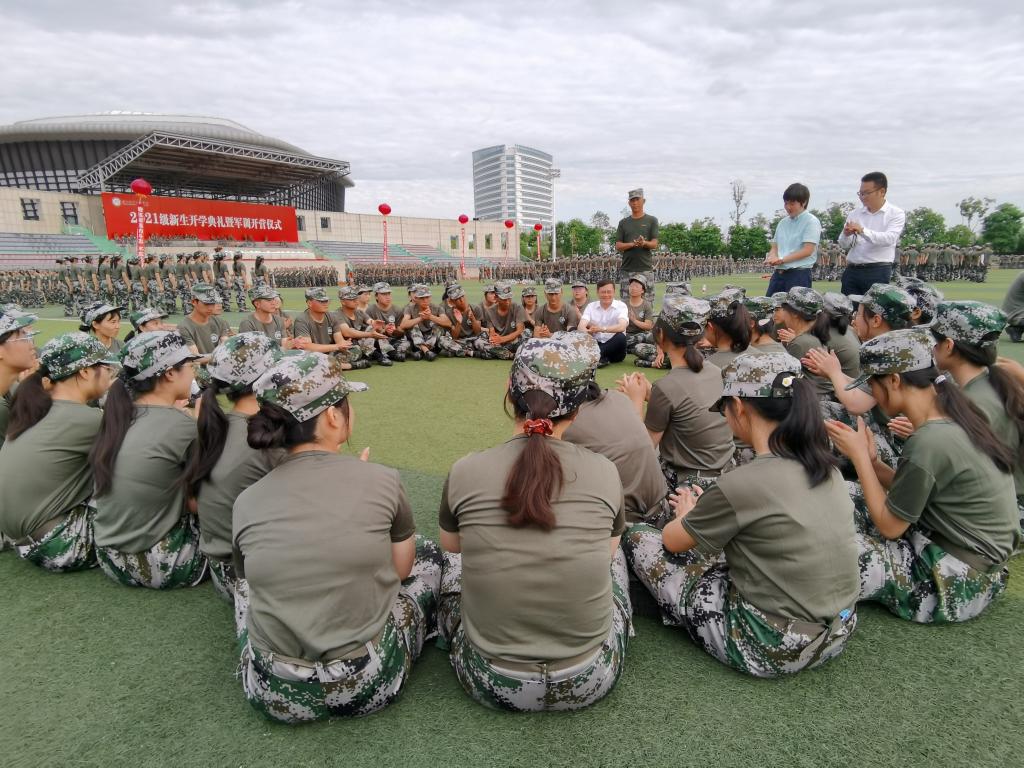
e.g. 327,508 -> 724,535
523,418 -> 553,436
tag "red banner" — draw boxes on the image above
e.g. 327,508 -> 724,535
101,193 -> 298,242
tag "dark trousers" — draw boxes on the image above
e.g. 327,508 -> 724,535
765,268 -> 812,296
598,333 -> 627,363
841,263 -> 893,297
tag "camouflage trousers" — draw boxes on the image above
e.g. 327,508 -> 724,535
437,333 -> 474,357
237,536 -> 441,723
436,549 -> 633,712
819,399 -> 900,469
96,514 -> 209,589
408,326 -> 441,351
659,455 -> 724,495
178,285 -> 191,314
617,270 -> 656,301
624,524 -> 858,677
472,332 -> 522,361
356,336 -> 395,360
232,278 -> 246,312
129,282 -> 145,312
847,481 -> 1009,623
146,280 -> 163,309
14,502 -> 98,572
161,286 -> 178,315
113,281 -> 130,310
209,557 -> 240,603
627,331 -> 658,363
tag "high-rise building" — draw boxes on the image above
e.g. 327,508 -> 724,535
472,144 -> 555,230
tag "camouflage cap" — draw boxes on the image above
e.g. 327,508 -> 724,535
338,285 -> 360,301
544,278 -> 563,294
446,284 -> 466,301
743,295 -> 776,322
129,307 -> 168,331
253,351 -> 367,423
373,281 -> 392,294
770,291 -> 789,307
628,274 -> 649,289
849,283 -> 914,326
249,284 -> 279,303
80,301 -> 125,328
508,333 -> 599,418
413,285 -> 432,299
665,282 -> 692,296
521,284 -> 538,298
628,188 -> 644,200
120,331 -> 201,381
845,329 -> 935,391
39,331 -> 120,381
931,300 -> 1006,348
783,287 -> 824,317
710,351 -> 803,412
0,308 -> 38,336
903,280 -> 944,321
707,287 -> 745,319
357,284 -> 372,294
207,332 -> 284,391
823,291 -> 854,317
657,295 -> 711,336
191,282 -> 222,304
494,282 -> 513,300
305,287 -> 329,302
483,283 -> 498,294
570,280 -> 587,290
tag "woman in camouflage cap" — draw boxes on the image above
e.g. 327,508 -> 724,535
704,287 -> 755,369
437,333 -> 633,712
0,308 -> 38,452
625,352 -> 860,677
776,287 -> 833,398
233,351 -> 441,722
0,332 -> 118,571
79,301 -> 126,357
89,331 -> 207,589
821,292 -> 861,381
744,295 -> 787,355
181,333 -> 286,603
827,329 -> 1020,623
931,300 -> 1024,528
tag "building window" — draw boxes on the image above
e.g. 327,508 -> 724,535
450,235 -> 458,251
320,217 -> 330,230
297,215 -> 306,232
61,201 -> 79,226
468,234 -> 476,251
485,233 -> 493,250
500,232 -> 508,250
21,198 -> 40,221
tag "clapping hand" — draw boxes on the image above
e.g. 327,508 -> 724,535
668,485 -> 702,519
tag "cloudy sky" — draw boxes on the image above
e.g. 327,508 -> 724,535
2,1 -> 1022,229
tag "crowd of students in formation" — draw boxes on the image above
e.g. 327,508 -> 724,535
1,268 -> 1022,722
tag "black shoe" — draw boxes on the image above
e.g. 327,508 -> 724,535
409,350 -> 422,361
389,351 -> 406,362
350,359 -> 372,370
376,355 -> 393,367
1008,327 -> 1023,343
597,358 -> 610,368
424,350 -> 437,361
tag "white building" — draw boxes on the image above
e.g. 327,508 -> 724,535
472,144 -> 555,230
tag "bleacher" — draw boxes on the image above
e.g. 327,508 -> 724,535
315,241 -> 422,264
0,232 -> 109,266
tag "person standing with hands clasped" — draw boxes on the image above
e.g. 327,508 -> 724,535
614,188 -> 658,300
765,183 -> 821,295
838,172 -> 906,296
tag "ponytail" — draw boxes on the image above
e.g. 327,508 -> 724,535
502,390 -> 570,531
829,313 -> 851,336
655,321 -> 705,373
181,384 -> 231,494
709,304 -> 752,352
809,312 -> 832,345
247,398 -> 348,450
6,370 -> 52,440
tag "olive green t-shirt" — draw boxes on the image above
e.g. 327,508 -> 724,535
751,339 -> 789,355
439,437 -> 625,662
534,303 -> 581,334
93,405 -> 197,552
625,299 -> 654,334
615,214 -> 659,272
963,369 -> 1024,501
886,420 -> 1019,565
233,451 -> 415,662
784,333 -> 834,397
482,303 -> 526,336
564,390 -> 666,523
826,328 -> 861,380
237,313 -> 286,343
682,455 -> 860,623
645,364 -> 734,472
291,309 -> 337,345
0,401 -> 102,540
706,346 -> 762,371
0,388 -> 13,451
177,314 -> 231,355
197,413 -> 282,559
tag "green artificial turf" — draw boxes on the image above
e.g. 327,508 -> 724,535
2,271 -> 1023,767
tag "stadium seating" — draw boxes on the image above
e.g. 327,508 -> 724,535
0,232 -> 109,266
314,241 -> 422,264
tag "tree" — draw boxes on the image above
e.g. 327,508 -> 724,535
982,203 -> 1024,254
520,231 -> 551,260
689,218 -> 725,257
958,196 -> 995,232
748,213 -> 772,234
900,207 -> 947,247
730,180 -> 748,229
590,211 -> 613,251
727,224 -> 769,261
659,222 -> 689,252
810,202 -> 855,242
555,219 -> 602,258
944,224 -> 975,247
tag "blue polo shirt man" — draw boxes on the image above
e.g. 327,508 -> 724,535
765,183 -> 821,295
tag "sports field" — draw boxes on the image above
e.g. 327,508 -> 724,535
2,271 -> 1022,767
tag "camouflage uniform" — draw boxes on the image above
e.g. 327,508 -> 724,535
15,503 -> 97,572
337,285 -> 395,364
232,255 -> 247,312
127,257 -> 146,312
97,513 -> 208,589
472,282 -> 526,360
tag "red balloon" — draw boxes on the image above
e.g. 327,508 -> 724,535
130,178 -> 152,196
534,223 -> 543,231
458,214 -> 469,224
378,203 -> 391,216
504,219 -> 514,229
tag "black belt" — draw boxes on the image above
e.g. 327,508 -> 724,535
773,267 -> 811,274
924,530 -> 1003,574
847,263 -> 892,269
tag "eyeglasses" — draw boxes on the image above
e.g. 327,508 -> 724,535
857,188 -> 881,199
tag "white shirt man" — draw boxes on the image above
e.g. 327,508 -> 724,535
838,171 -> 906,296
580,298 -> 628,343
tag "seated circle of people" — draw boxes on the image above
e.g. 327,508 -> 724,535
232,351 -> 441,722
825,329 -> 1020,623
0,333 -> 117,571
88,331 -> 209,589
436,333 -> 632,712
577,279 -> 629,367
623,352 -> 861,676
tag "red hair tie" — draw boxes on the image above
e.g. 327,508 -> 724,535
523,418 -> 554,436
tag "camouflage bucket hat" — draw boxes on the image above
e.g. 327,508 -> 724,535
931,301 -> 1006,348
249,284 -> 279,303
120,331 -> 201,381
494,282 -> 513,300
80,301 -> 126,327
544,278 -> 563,294
743,295 -> 776,322
665,282 -> 692,296
710,351 -> 803,413
508,334 -> 599,418
628,274 -> 649,289
129,307 -> 168,331
305,287 -> 329,302
849,283 -> 915,326
207,332 -> 284,391
413,285 -> 432,299
707,287 -> 745,319
373,282 -> 392,294
783,287 -> 824,317
823,292 -> 854,317
521,285 -> 538,298
338,285 -> 360,301
658,295 -> 711,337
446,284 -> 466,301
39,332 -> 120,381
191,282 -> 221,304
845,328 -> 935,391
253,351 -> 368,423
0,308 -> 38,336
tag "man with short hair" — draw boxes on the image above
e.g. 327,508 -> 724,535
440,283 -> 480,357
578,279 -> 629,367
399,285 -> 450,361
291,286 -> 367,369
838,172 -> 906,296
365,282 -> 409,361
765,183 -> 821,295
177,282 -> 232,359
473,282 -> 526,360
534,278 -> 580,338
237,284 -> 292,347
614,188 -> 658,300
335,285 -> 393,366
